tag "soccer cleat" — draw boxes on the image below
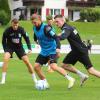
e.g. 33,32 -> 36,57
68,78 -> 75,89
43,80 -> 50,89
0,81 -> 5,85
80,75 -> 89,86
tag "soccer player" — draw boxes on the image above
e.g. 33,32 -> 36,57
31,14 -> 75,89
46,15 -> 60,72
54,15 -> 100,86
1,18 -> 37,85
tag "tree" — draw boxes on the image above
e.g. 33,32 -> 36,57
0,0 -> 11,25
96,0 -> 100,6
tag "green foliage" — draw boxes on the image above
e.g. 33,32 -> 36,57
0,21 -> 100,44
0,54 -> 100,100
0,0 -> 11,25
96,0 -> 100,5
80,8 -> 100,22
0,10 -> 10,25
0,0 -> 10,13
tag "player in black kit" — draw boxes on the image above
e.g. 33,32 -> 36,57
54,15 -> 100,86
1,18 -> 37,85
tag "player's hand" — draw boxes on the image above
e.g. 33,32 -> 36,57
28,50 -> 32,55
56,48 -> 60,53
58,33 -> 62,36
35,41 -> 39,44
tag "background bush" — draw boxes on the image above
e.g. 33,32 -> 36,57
0,0 -> 11,25
80,8 -> 100,22
0,10 -> 10,25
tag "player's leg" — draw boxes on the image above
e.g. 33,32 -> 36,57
0,52 -> 11,84
34,54 -> 49,88
22,55 -> 34,73
21,55 -> 37,84
34,54 -> 47,80
34,63 -> 46,80
80,53 -> 100,77
15,48 -> 37,84
87,67 -> 100,77
62,63 -> 89,86
62,51 -> 89,86
47,52 -> 60,73
47,61 -> 54,73
84,53 -> 100,77
50,63 -> 75,89
49,54 -> 75,89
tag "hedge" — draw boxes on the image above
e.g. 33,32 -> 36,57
80,8 -> 100,22
0,0 -> 11,25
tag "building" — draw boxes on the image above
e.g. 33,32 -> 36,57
8,0 -> 96,21
23,0 -> 68,20
67,0 -> 96,21
8,0 -> 24,19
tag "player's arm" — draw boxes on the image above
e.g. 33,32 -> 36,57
21,28 -> 32,50
34,33 -> 38,44
58,28 -> 71,40
44,25 -> 61,49
2,29 -> 8,52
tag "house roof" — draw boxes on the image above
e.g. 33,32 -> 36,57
22,0 -> 44,6
66,0 -> 96,7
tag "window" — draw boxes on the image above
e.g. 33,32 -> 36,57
49,9 -> 53,15
54,9 -> 60,15
31,8 -> 41,15
46,8 -> 64,16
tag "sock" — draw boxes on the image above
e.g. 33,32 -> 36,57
45,63 -> 48,66
76,70 -> 86,78
43,79 -> 49,84
48,66 -> 51,70
1,72 -> 6,83
65,74 -> 73,80
32,73 -> 37,84
43,79 -> 47,82
43,79 -> 49,87
0,62 -> 3,67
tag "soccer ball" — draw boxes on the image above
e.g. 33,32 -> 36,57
35,80 -> 49,90
36,80 -> 44,90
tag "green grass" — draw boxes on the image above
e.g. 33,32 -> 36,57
69,22 -> 100,44
0,54 -> 100,100
0,21 -> 100,44
0,21 -> 100,100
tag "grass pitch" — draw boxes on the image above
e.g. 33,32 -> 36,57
0,21 -> 100,44
0,21 -> 100,100
0,54 -> 100,100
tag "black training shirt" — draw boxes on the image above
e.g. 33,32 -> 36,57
2,26 -> 31,51
58,23 -> 88,53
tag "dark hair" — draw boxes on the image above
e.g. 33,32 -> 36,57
54,15 -> 63,19
11,18 -> 19,24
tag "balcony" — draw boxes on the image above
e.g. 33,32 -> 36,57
66,0 -> 96,7
22,0 -> 44,6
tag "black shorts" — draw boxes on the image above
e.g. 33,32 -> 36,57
5,47 -> 26,59
63,51 -> 93,69
35,54 -> 57,65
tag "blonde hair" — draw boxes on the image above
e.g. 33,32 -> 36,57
31,14 -> 41,20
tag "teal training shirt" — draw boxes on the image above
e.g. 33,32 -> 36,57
33,23 -> 56,56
